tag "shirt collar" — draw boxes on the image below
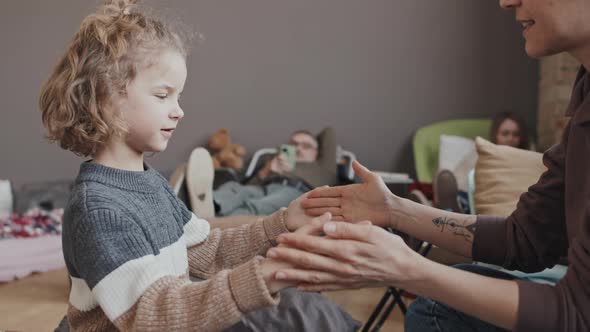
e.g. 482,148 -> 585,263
76,161 -> 161,193
566,66 -> 590,125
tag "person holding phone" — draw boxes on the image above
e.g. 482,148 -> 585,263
207,129 -> 335,217
255,130 -> 320,181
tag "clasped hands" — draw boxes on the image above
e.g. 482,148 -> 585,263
266,161 -> 422,292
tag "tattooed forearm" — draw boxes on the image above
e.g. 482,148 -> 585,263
431,216 -> 477,242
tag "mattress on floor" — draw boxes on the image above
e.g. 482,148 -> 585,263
0,235 -> 64,282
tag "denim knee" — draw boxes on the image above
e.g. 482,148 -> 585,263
405,294 -> 508,332
405,296 -> 439,332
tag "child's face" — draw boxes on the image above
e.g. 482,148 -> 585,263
499,0 -> 590,59
119,50 -> 187,154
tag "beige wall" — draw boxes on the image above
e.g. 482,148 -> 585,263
0,0 -> 538,185
537,54 -> 579,150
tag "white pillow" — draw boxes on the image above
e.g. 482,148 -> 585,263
0,180 -> 13,218
438,135 -> 477,191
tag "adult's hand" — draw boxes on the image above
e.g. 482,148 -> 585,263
301,160 -> 401,228
285,187 -> 389,232
257,155 -> 293,181
270,154 -> 294,174
269,221 -> 520,331
260,212 -> 332,293
266,221 -> 423,291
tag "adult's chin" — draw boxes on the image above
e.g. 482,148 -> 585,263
524,40 -> 564,59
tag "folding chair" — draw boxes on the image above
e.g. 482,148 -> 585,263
362,119 -> 491,331
361,229 -> 432,332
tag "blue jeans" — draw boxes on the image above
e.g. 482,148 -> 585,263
404,264 -> 516,332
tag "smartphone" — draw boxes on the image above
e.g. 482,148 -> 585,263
279,144 -> 297,169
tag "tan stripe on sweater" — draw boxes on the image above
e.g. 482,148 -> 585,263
188,209 -> 289,279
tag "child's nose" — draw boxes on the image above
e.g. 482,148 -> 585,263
171,106 -> 184,120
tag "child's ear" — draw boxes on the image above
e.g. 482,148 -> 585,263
105,94 -> 125,115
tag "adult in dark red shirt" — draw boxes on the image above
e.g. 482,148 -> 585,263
266,0 -> 590,331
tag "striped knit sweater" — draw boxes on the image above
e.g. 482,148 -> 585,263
62,162 -> 288,331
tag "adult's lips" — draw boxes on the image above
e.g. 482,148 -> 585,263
518,19 -> 535,31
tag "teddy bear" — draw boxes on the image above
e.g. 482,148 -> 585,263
207,128 -> 247,171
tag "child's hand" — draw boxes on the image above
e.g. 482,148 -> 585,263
262,213 -> 332,293
285,192 -> 332,232
260,258 -> 296,293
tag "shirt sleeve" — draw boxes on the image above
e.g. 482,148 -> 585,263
474,206 -> 590,332
473,138 -> 569,271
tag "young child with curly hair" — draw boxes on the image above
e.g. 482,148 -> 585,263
39,1 -> 348,330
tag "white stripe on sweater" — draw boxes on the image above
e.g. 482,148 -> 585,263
69,235 -> 190,320
69,277 -> 97,311
183,213 -> 210,247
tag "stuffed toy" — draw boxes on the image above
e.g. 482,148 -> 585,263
207,128 -> 247,171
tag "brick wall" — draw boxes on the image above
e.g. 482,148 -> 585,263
537,54 -> 579,150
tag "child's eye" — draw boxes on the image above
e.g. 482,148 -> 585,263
155,94 -> 167,100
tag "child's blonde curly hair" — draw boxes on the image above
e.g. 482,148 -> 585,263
40,0 -> 189,157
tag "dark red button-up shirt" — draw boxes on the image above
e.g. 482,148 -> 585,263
474,66 -> 590,332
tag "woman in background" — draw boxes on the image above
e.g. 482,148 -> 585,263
490,111 -> 530,149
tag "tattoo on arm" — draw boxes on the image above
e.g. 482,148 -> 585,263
431,216 -> 477,242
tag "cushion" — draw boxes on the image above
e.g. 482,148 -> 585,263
13,180 -> 73,213
438,135 -> 477,191
0,179 -> 13,218
474,137 -> 546,217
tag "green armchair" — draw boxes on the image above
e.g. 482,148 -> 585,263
413,118 -> 491,183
